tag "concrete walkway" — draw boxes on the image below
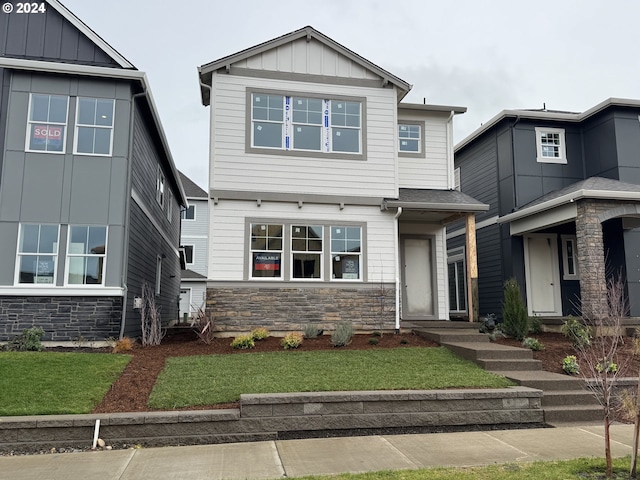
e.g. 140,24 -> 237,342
1,424 -> 635,480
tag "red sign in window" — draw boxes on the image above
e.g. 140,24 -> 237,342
255,254 -> 280,271
33,125 -> 63,139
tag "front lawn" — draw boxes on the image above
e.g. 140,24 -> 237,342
0,352 -> 131,416
149,347 -> 514,409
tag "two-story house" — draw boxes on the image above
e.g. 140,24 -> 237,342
178,171 -> 209,321
0,0 -> 186,342
198,26 -> 487,333
451,99 -> 640,321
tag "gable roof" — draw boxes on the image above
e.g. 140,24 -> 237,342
456,98 -> 640,153
179,171 -> 207,199
384,188 -> 489,212
198,26 -> 412,106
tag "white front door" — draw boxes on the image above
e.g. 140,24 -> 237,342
179,288 -> 191,322
524,234 -> 562,316
402,237 -> 434,319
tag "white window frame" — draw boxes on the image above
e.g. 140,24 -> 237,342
181,204 -> 196,221
447,247 -> 467,313
65,225 -> 108,286
25,94 -> 69,154
73,97 -> 115,156
166,189 -> 173,222
561,235 -> 580,280
330,226 -> 362,281
535,127 -> 567,164
15,224 -> 60,286
155,255 -> 162,295
156,167 -> 165,208
454,167 -> 461,191
291,225 -> 324,281
182,244 -> 195,266
249,223 -> 284,280
398,123 -> 422,154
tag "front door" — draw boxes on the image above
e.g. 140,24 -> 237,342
179,288 -> 191,322
524,234 -> 562,316
401,237 -> 435,319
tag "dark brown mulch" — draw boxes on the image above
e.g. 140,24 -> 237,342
91,331 -> 438,414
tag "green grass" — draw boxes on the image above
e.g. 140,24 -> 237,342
0,352 -> 131,416
294,456 -> 633,479
149,347 -> 514,409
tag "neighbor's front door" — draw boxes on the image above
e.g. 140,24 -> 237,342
524,234 -> 562,316
401,236 -> 435,319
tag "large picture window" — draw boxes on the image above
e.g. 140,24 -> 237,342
66,226 -> 107,285
16,224 -> 60,284
250,223 -> 283,278
251,92 -> 362,155
74,98 -> 115,156
331,226 -> 361,280
26,94 -> 68,153
291,225 -> 323,279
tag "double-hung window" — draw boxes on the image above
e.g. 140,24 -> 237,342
398,124 -> 421,153
251,92 -> 362,155
16,224 -> 60,285
250,223 -> 283,279
535,127 -> 567,163
26,94 -> 68,153
331,226 -> 361,280
291,225 -> 323,279
74,98 -> 115,155
66,226 -> 107,285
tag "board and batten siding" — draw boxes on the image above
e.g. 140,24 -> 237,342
210,74 -> 398,198
398,110 -> 451,190
208,200 -> 396,283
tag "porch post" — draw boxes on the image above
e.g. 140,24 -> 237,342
465,213 -> 479,322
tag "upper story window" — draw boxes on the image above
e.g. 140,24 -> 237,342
182,245 -> 194,265
535,127 -> 567,164
250,91 -> 362,156
166,189 -> 173,222
181,205 -> 195,220
26,94 -> 68,153
398,124 -> 421,153
66,226 -> 107,285
16,224 -> 60,285
74,98 -> 115,156
156,167 -> 165,207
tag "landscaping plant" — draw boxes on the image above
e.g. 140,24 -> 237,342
140,280 -> 164,347
192,306 -> 216,345
230,334 -> 255,349
561,316 -> 591,349
522,337 -> 544,351
562,355 -> 579,375
303,323 -> 323,339
331,321 -> 353,347
281,332 -> 303,349
501,279 -> 529,341
4,326 -> 45,352
251,327 -> 269,341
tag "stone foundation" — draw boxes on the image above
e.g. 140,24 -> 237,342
206,285 -> 395,333
0,296 -> 123,342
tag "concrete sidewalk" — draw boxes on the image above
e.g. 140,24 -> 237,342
1,424 -> 636,480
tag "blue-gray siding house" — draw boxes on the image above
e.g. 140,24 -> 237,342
450,99 -> 640,320
0,0 -> 186,342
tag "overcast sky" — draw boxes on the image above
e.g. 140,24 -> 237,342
62,0 -> 640,190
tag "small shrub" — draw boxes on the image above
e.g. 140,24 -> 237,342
399,338 -> 409,345
528,317 -> 543,334
281,332 -> 303,349
372,330 -> 382,337
596,359 -> 618,374
251,327 -> 269,341
192,307 -> 216,345
561,316 -> 591,349
331,321 -> 353,347
303,323 -> 323,339
368,337 -> 379,345
5,327 -> 45,351
230,334 -> 255,350
562,355 -> 579,375
522,337 -> 544,351
502,279 -> 529,341
113,337 -> 135,353
479,313 -> 497,334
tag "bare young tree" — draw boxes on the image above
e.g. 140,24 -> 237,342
140,280 -> 164,346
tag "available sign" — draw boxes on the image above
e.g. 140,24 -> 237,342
254,253 -> 280,271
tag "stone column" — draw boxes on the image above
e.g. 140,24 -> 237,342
575,200 -> 608,319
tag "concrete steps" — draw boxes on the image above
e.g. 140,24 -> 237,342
413,325 -> 604,426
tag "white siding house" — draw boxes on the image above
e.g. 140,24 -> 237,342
199,26 -> 487,333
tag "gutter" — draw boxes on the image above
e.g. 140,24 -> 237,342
393,207 -> 402,332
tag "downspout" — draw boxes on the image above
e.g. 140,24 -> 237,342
394,206 -> 403,333
120,89 -> 147,339
446,110 -> 455,189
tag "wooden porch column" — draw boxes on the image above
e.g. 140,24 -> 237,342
465,213 -> 479,323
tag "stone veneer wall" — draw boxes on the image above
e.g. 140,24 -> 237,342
206,285 -> 396,333
0,296 -> 123,342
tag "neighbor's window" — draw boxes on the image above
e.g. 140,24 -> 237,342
250,223 -> 283,279
561,235 -> 580,280
447,248 -> 467,313
74,98 -> 115,155
16,224 -> 59,285
251,92 -> 362,154
291,225 -> 323,279
181,205 -> 195,220
398,124 -> 421,153
26,94 -> 68,153
331,226 -> 361,280
535,127 -> 567,163
182,245 -> 194,265
66,226 -> 107,285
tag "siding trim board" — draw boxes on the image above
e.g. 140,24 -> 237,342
0,287 -> 124,296
131,188 -> 180,256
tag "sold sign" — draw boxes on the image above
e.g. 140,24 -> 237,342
33,125 -> 62,139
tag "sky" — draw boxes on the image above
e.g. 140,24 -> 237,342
61,0 -> 640,191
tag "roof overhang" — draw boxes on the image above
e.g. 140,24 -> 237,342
0,57 -> 187,207
398,102 -> 467,115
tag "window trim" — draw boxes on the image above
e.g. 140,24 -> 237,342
72,97 -> 115,157
245,88 -> 367,161
330,225 -> 362,281
182,244 -> 195,266
561,235 -> 580,280
166,189 -> 173,222
64,225 -> 108,287
156,167 -> 165,208
15,223 -> 61,286
535,127 -> 567,164
447,247 -> 467,314
249,222 -> 284,281
155,255 -> 162,295
25,93 -> 69,154
290,224 -> 324,281
398,120 -> 426,158
181,204 -> 196,221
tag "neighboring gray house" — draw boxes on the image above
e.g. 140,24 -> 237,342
450,99 -> 640,320
0,0 -> 186,341
178,171 -> 209,321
